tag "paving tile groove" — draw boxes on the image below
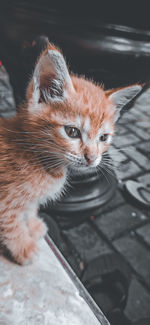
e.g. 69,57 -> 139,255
113,233 -> 150,288
136,224 -> 150,248
124,278 -> 150,322
94,204 -> 149,240
127,123 -> 150,140
63,222 -> 112,263
123,146 -> 150,170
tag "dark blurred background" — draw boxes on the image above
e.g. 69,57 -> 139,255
1,0 -> 150,104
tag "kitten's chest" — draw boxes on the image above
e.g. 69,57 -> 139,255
33,172 -> 67,205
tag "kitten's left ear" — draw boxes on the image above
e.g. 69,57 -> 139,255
27,44 -> 74,110
107,85 -> 142,122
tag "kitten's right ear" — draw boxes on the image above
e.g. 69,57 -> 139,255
27,44 -> 74,111
106,84 -> 142,122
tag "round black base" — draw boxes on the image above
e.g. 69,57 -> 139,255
40,167 -> 117,229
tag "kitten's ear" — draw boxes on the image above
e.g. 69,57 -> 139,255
27,44 -> 74,109
107,85 -> 142,122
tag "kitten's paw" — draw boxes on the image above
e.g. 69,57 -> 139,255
14,238 -> 39,265
27,217 -> 48,241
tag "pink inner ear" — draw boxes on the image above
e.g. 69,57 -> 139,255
32,49 -> 74,103
39,73 -> 64,103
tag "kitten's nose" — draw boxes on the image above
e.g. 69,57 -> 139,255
84,153 -> 95,165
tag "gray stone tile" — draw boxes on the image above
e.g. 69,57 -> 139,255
95,204 -> 148,240
136,120 -> 150,129
125,147 -> 150,171
115,124 -> 128,135
125,278 -> 150,322
114,160 -> 141,180
118,114 -> 137,124
129,108 -> 145,119
108,147 -> 128,164
136,141 -> 150,156
63,223 -> 111,263
114,233 -> 150,287
131,88 -> 150,114
127,123 -> 150,140
136,223 -> 150,247
114,133 -> 140,148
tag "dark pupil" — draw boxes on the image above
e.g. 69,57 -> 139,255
65,126 -> 80,138
100,134 -> 108,141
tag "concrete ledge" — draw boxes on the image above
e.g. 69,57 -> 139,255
0,235 -> 109,325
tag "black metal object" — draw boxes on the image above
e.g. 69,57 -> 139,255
1,1 -> 150,104
40,167 -> 117,229
123,180 -> 150,209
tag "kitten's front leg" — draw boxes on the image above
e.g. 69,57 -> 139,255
25,203 -> 48,241
1,212 -> 38,265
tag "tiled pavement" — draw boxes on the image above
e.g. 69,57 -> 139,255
1,65 -> 150,323
61,88 -> 150,323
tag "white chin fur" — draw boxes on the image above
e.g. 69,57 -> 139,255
71,156 -> 101,171
91,156 -> 102,167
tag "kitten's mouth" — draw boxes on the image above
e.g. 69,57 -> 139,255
66,154 -> 101,170
71,161 -> 99,170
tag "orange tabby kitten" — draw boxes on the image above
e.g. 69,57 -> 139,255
0,43 -> 141,264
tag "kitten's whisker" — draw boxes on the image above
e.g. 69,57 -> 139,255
102,158 -> 121,165
101,165 -> 115,176
102,162 -> 122,172
2,127 -> 39,135
101,168 -> 114,183
10,141 -> 66,156
97,165 -> 111,185
28,160 -> 66,169
13,139 -> 67,152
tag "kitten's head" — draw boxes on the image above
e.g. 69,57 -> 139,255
26,43 -> 142,171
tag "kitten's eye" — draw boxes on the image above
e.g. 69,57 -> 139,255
100,134 -> 109,142
65,126 -> 81,139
